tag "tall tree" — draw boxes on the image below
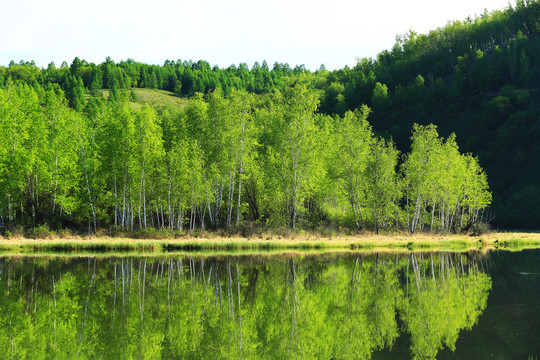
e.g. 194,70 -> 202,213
263,83 -> 321,228
365,137 -> 401,233
331,106 -> 374,230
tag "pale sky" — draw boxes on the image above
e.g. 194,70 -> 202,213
1,0 -> 512,71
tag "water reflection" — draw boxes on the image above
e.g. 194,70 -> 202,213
0,252 -> 490,359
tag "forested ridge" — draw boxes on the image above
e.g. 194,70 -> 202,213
1,0 -> 539,233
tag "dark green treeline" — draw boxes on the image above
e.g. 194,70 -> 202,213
0,83 -> 490,234
2,0 -> 539,229
0,253 -> 491,359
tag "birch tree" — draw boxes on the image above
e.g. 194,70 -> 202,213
402,124 -> 491,234
402,124 -> 442,234
0,84 -> 41,224
365,137 -> 400,234
74,110 -> 99,232
263,84 -> 320,228
43,90 -> 80,220
134,105 -> 165,230
91,95 -> 137,230
332,106 -> 374,230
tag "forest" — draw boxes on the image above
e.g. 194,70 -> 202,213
1,0 -> 540,233
0,83 -> 490,235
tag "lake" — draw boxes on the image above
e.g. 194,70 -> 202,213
1,249 -> 539,359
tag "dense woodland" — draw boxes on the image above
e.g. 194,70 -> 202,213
2,0 -> 540,233
0,83 -> 490,235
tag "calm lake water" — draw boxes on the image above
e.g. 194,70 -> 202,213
0,250 -> 539,359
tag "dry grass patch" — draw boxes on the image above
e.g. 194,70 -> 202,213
1,231 -> 539,253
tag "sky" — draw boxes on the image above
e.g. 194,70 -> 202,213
1,0 -> 512,71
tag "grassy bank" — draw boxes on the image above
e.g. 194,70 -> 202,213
1,231 -> 539,254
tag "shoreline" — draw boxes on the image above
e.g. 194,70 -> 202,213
1,232 -> 539,254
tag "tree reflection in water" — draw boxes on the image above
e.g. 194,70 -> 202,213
0,252 -> 490,359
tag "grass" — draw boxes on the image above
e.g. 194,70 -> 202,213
1,231 -> 539,254
97,88 -> 189,110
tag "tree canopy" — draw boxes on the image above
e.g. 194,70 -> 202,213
0,82 -> 490,234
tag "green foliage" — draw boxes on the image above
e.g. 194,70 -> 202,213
371,82 -> 391,111
330,106 -> 374,230
402,125 -> 491,234
0,81 -> 492,233
365,137 -> 401,233
401,253 -> 491,359
7,0 -> 540,229
261,84 -> 322,228
27,224 -> 53,239
0,253 -> 491,358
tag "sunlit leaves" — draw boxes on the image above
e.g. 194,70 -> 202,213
402,124 -> 491,233
0,253 -> 491,359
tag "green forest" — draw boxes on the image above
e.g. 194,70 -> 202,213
1,0 -> 540,234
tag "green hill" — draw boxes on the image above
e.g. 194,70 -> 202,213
353,1 -> 540,230
371,85 -> 540,230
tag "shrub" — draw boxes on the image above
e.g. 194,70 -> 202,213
27,224 -> 53,239
470,222 -> 490,236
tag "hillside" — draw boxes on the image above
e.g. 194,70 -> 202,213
356,1 -> 540,230
97,88 -> 189,110
372,86 -> 540,229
